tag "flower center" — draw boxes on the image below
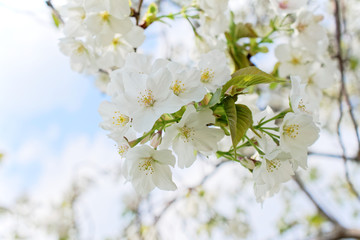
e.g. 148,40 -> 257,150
266,159 -> 281,173
297,99 -> 308,113
76,44 -> 86,54
297,23 -> 308,33
283,124 -> 300,139
290,56 -> 301,65
138,90 -> 156,107
201,68 -> 215,83
118,145 -> 129,157
112,37 -> 121,46
138,158 -> 155,175
171,80 -> 186,96
112,111 -> 129,127
100,11 -> 110,22
179,126 -> 194,142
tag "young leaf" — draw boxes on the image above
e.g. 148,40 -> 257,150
222,66 -> 283,96
207,88 -> 222,107
223,98 -> 253,150
51,13 -> 60,28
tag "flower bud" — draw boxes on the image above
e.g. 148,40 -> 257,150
150,131 -> 162,148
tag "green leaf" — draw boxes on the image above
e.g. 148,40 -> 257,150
207,88 -> 222,107
51,13 -> 60,28
223,98 -> 253,151
212,104 -> 228,127
222,66 -> 283,96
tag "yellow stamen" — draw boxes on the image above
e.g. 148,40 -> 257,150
297,23 -> 308,33
179,126 -> 194,142
171,80 -> 186,95
283,124 -> 300,139
266,159 -> 281,173
112,37 -> 121,46
290,57 -> 301,65
112,111 -> 129,126
100,11 -> 110,22
297,99 -> 307,112
76,44 -> 86,54
118,145 -> 129,156
138,158 -> 155,175
201,68 -> 215,83
138,90 -> 155,107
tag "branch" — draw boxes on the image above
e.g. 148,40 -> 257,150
316,226 -> 360,240
293,174 -> 340,225
308,151 -> 359,162
334,0 -> 360,201
294,174 -> 360,240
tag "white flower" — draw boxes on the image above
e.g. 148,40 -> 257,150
114,69 -> 182,133
108,132 -> 132,157
84,0 -> 132,45
84,0 -> 130,19
95,72 -> 110,93
95,33 -> 134,71
299,59 -> 338,104
123,145 -> 177,195
160,105 -> 224,168
192,34 -> 227,60
60,0 -> 87,37
98,100 -> 131,135
253,134 -> 294,202
279,112 -> 319,169
96,27 -> 145,71
293,10 -> 327,52
59,38 -> 96,73
167,62 -> 207,104
198,13 -> 228,37
275,43 -> 312,79
197,49 -> 231,92
198,0 -> 229,19
290,76 -> 318,116
270,0 -> 306,14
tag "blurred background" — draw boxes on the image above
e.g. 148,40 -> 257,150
0,0 -> 359,239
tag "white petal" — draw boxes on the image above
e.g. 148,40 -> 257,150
173,138 -> 197,168
152,164 -> 177,191
152,149 -> 176,166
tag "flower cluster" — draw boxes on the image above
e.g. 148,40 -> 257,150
57,0 -> 329,201
99,50 -> 229,195
251,2 -> 333,202
58,0 -> 145,89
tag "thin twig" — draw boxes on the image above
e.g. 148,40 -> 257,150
334,0 -> 360,201
308,151 -> 359,162
293,174 -> 340,225
294,174 -> 360,240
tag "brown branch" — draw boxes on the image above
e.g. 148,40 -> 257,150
334,0 -> 360,201
133,0 -> 144,26
316,225 -> 360,240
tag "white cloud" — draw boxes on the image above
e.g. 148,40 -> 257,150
0,0 -> 90,120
